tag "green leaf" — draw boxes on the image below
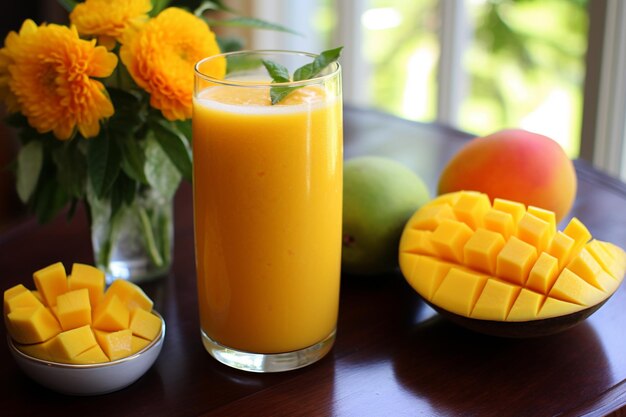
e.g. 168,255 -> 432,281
195,0 -> 236,15
262,60 -> 291,83
265,46 -> 343,104
87,128 -> 122,198
204,17 -> 302,36
66,198 -> 79,221
52,142 -> 87,200
216,36 -> 244,53
56,0 -> 79,12
293,46 -> 343,81
149,119 -> 192,181
174,119 -> 192,145
226,55 -> 263,74
150,0 -> 172,16
31,174 -> 69,223
110,172 -> 136,220
269,86 -> 302,105
144,133 -> 182,201
116,134 -> 148,184
107,88 -> 145,135
16,141 -> 43,203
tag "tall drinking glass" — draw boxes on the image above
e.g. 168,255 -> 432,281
192,51 -> 343,372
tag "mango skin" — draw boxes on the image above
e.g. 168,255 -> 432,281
437,129 -> 577,223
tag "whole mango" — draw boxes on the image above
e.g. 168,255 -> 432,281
342,156 -> 430,275
437,129 -> 577,223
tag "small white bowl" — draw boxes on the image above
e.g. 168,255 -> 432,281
8,311 -> 165,396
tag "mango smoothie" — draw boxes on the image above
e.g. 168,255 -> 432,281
192,83 -> 343,354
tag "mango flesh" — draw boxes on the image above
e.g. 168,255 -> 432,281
4,262 -> 162,364
399,191 -> 625,324
437,129 -> 577,223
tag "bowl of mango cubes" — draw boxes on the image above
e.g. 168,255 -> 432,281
3,261 -> 165,395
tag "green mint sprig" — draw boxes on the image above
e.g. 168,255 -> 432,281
262,47 -> 343,105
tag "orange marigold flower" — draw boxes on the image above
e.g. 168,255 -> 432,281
70,0 -> 152,49
120,8 -> 225,121
1,20 -> 118,140
0,48 -> 18,112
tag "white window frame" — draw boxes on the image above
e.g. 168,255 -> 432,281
580,0 -> 626,181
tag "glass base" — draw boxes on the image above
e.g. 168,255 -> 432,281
201,329 -> 335,373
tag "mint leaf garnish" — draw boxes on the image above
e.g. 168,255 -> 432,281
293,47 -> 343,81
261,60 -> 290,83
262,47 -> 343,105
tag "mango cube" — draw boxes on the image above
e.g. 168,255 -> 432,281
471,279 -> 520,321
516,212 -> 554,253
33,262 -> 68,306
7,305 -> 61,344
563,218 -> 592,260
129,308 -> 162,341
94,329 -> 132,361
537,297 -> 584,319
525,252 -> 559,294
131,335 -> 151,354
492,198 -> 526,225
430,219 -> 474,263
507,289 -> 544,321
432,268 -> 487,317
402,255 -> 453,299
587,239 -> 624,280
496,236 -> 538,285
16,338 -> 56,361
48,325 -> 98,362
56,288 -> 92,331
93,294 -> 129,332
463,228 -> 505,274
103,280 -> 153,313
410,204 -> 457,231
549,268 -> 606,307
73,344 -> 109,364
547,231 -> 575,270
527,206 -> 556,231
567,248 -> 615,291
68,263 -> 105,308
483,208 -> 515,240
452,192 -> 491,230
400,229 -> 437,256
4,285 -> 43,314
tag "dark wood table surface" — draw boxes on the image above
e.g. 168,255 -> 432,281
1,107 -> 625,417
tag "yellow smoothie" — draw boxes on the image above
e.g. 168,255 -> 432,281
192,84 -> 343,353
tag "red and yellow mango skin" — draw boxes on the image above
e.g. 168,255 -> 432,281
437,129 -> 577,223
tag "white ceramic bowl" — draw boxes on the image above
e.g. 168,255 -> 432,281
8,311 -> 165,396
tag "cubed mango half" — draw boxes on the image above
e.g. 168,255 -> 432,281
399,191 -> 626,323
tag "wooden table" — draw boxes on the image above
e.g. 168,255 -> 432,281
1,107 -> 625,416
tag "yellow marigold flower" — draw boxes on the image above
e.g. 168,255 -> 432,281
70,0 -> 152,49
120,8 -> 225,121
1,20 -> 118,140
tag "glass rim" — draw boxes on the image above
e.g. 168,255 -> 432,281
194,49 -> 341,88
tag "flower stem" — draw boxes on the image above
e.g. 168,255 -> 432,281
137,206 -> 164,268
158,210 -> 171,265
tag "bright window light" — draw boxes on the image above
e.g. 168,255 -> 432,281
361,7 -> 402,30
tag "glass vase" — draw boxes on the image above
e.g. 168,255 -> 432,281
89,186 -> 173,284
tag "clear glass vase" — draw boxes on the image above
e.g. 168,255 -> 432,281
89,186 -> 173,284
